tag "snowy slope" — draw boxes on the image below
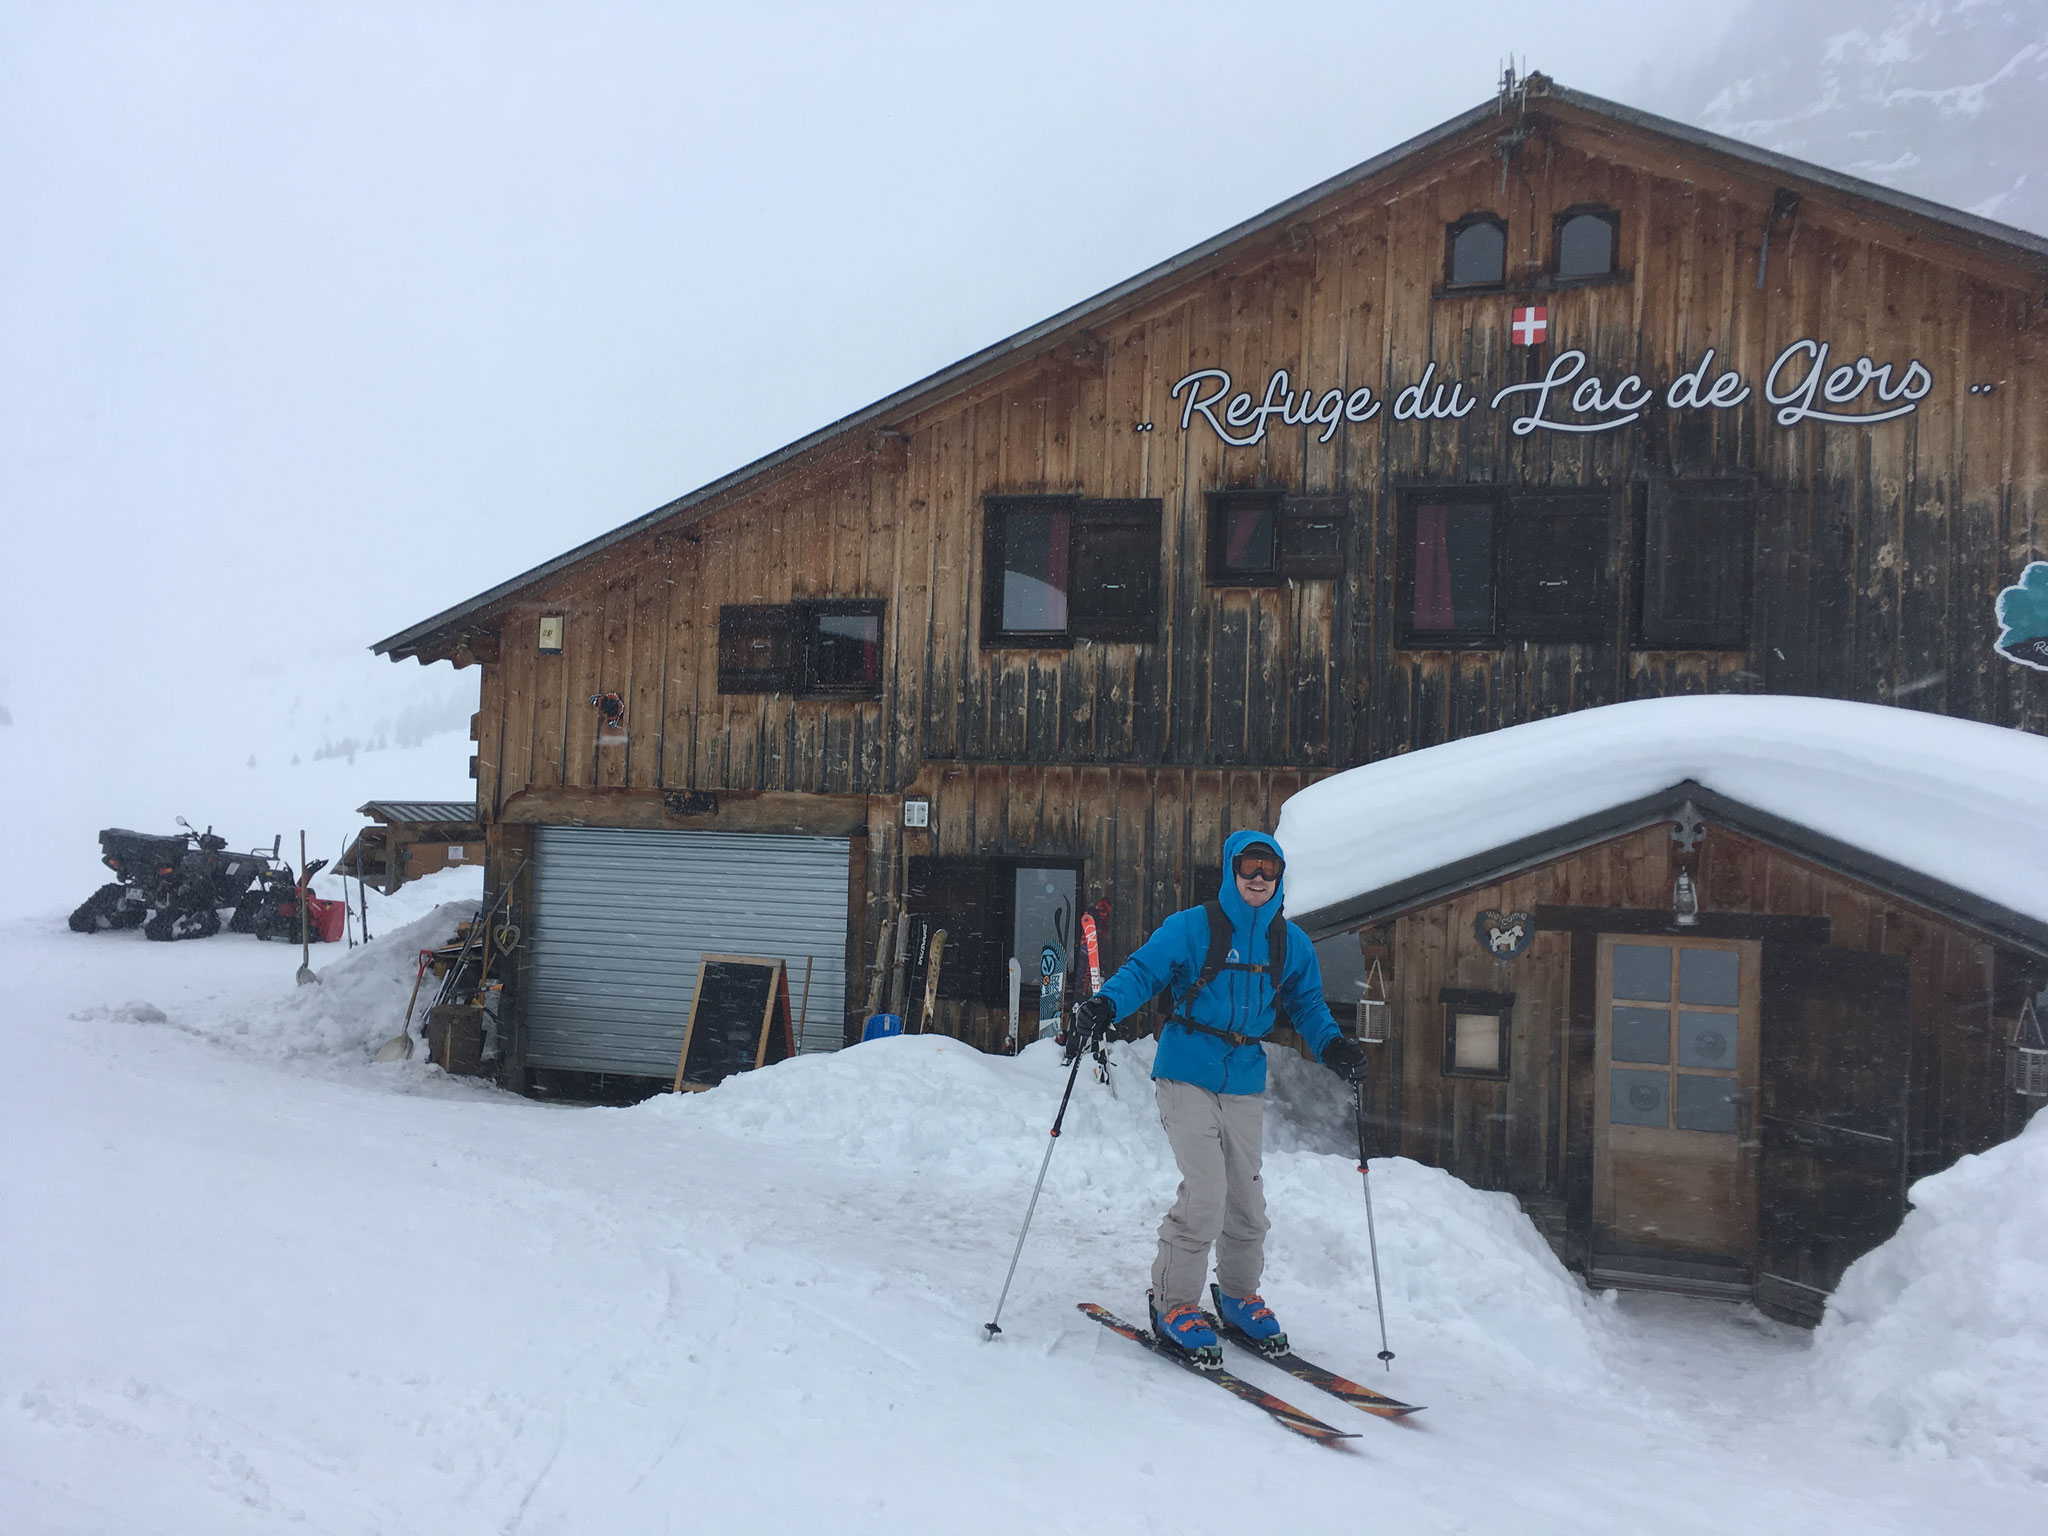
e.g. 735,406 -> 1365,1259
5,898 -> 2045,1532
1274,696 -> 2048,926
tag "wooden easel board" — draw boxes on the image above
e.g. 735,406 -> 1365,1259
672,954 -> 795,1092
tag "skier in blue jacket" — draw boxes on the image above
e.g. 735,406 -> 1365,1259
1071,829 -> 1371,1367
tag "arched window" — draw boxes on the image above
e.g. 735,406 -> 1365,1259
1446,214 -> 1506,287
1555,208 -> 1619,279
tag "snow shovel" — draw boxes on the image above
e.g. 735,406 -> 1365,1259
295,831 -> 319,986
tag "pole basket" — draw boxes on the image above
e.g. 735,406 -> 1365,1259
1356,958 -> 1390,1044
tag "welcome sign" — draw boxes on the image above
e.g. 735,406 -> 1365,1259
1169,338 -> 1936,447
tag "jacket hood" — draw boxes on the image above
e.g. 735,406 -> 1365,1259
1218,829 -> 1286,934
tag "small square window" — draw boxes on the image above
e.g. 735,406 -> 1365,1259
1446,214 -> 1507,288
800,599 -> 884,698
1440,988 -> 1514,1080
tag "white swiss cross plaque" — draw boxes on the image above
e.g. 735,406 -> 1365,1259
1511,305 -> 1548,346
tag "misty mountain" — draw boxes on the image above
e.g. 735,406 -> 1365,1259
1661,0 -> 2048,236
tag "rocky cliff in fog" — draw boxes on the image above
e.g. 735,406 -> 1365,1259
1662,0 -> 2047,236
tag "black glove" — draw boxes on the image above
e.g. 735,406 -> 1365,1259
1321,1034 -> 1371,1085
1070,993 -> 1116,1048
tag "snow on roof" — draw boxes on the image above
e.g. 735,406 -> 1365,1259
1276,696 -> 2048,932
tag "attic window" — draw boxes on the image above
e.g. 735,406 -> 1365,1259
1447,214 -> 1507,288
1555,207 -> 1619,279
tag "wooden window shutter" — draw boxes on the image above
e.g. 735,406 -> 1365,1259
1070,498 -> 1163,643
1639,481 -> 1753,649
1279,493 -> 1348,579
1500,492 -> 1615,642
717,604 -> 799,693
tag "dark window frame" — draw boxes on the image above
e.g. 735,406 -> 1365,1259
798,597 -> 887,699
716,599 -> 888,698
1205,490 -> 1350,586
1551,204 -> 1623,283
980,494 -> 1162,648
1634,479 -> 1754,651
1396,487 -> 1620,650
1440,987 -> 1516,1081
905,853 -> 1087,1004
1444,211 -> 1509,290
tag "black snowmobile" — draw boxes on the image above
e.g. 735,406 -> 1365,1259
68,820 -> 267,941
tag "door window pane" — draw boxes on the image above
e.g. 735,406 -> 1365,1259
1678,1011 -> 1736,1068
1001,511 -> 1071,633
1679,948 -> 1740,1006
1412,503 -> 1493,632
1674,1073 -> 1738,1134
1612,944 -> 1672,1002
1013,868 -> 1078,984
1611,1068 -> 1668,1127
1612,1006 -> 1671,1064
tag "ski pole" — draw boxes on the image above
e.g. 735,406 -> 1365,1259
1354,1077 -> 1396,1370
984,1015 -> 1093,1341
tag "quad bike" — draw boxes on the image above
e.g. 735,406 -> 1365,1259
229,852 -> 347,944
69,820 -> 268,940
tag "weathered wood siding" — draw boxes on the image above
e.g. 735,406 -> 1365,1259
1365,821 -> 2014,1204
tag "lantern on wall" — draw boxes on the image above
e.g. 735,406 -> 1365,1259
2008,989 -> 2048,1098
1356,957 -> 1390,1044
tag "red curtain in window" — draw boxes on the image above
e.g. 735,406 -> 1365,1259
1413,503 -> 1455,629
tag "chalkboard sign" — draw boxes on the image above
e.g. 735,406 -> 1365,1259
671,955 -> 795,1092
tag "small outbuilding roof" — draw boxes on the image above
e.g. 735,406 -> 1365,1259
356,800 -> 482,827
1275,698 -> 2048,955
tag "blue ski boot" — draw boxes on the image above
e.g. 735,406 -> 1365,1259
1148,1292 -> 1223,1371
1211,1285 -> 1289,1358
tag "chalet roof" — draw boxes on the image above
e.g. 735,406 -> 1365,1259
356,800 -> 483,827
373,75 -> 2048,665
1274,698 -> 2048,958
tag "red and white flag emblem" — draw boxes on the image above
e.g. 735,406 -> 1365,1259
1511,305 -> 1548,346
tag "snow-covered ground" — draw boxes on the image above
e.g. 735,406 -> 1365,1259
4,874 -> 2042,1534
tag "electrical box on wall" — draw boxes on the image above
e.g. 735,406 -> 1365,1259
903,799 -> 930,828
537,614 -> 564,653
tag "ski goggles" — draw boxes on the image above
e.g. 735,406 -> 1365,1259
1232,849 -> 1284,882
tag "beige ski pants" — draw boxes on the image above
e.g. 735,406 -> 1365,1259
1150,1077 -> 1270,1307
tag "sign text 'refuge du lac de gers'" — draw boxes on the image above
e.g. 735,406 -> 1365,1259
1167,338 -> 1935,446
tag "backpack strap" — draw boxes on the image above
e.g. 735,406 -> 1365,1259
1160,902 -> 1294,1048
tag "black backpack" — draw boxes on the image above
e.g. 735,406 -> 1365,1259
1160,901 -> 1292,1047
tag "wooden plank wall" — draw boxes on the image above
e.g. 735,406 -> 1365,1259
1369,821 -> 2014,1202
468,108 -> 2042,842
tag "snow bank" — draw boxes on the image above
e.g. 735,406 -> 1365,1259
650,1031 -> 1613,1386
140,867 -> 484,1059
1810,1106 -> 2048,1481
1275,696 -> 2048,926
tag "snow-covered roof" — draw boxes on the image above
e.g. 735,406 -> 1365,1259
1276,697 -> 2048,948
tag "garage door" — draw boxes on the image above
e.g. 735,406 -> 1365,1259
525,826 -> 853,1076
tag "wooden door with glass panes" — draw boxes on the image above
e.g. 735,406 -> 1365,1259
1594,937 -> 1761,1260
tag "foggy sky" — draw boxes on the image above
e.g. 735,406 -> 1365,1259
1,1 -> 1994,917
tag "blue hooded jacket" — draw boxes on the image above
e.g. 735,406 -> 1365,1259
1095,830 -> 1343,1095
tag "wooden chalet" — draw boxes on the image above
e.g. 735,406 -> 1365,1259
373,74 -> 2047,1315
341,800 -> 486,894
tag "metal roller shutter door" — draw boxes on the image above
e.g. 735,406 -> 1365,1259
526,826 -> 852,1075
